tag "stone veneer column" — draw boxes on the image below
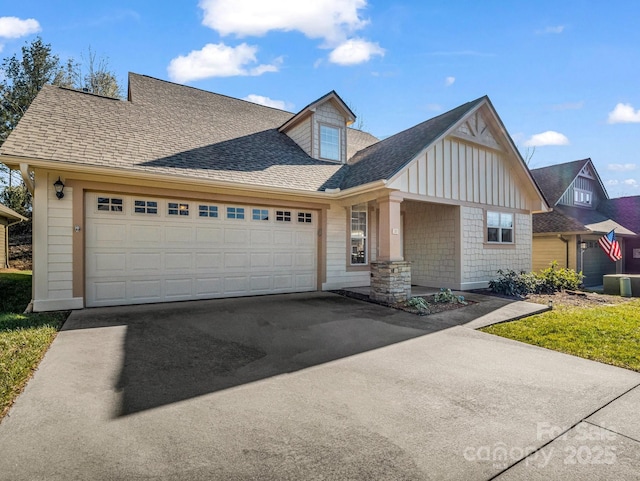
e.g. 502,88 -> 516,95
370,260 -> 411,304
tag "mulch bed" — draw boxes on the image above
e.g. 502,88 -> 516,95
331,290 -> 475,316
470,288 -> 634,308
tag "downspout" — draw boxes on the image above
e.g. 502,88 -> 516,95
19,163 -> 35,195
557,234 -> 569,269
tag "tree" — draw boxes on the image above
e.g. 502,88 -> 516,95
80,48 -> 122,98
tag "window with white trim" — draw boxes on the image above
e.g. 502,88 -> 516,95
320,125 -> 340,161
168,202 -> 189,216
350,204 -> 367,264
487,211 -> 513,243
199,205 -> 218,218
574,188 -> 592,206
226,207 -> 245,219
134,200 -> 158,214
276,210 -> 291,222
298,212 -> 312,223
97,197 -> 123,212
252,208 -> 269,221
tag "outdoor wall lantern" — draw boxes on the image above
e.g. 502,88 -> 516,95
579,241 -> 588,251
53,177 -> 65,199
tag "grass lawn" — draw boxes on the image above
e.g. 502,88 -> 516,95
482,299 -> 640,372
0,271 -> 68,420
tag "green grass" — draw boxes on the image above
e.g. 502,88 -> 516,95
482,300 -> 640,372
0,271 -> 68,420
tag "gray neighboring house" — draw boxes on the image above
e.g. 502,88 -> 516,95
0,203 -> 27,268
0,73 -> 547,311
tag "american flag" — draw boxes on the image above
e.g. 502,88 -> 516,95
598,230 -> 622,262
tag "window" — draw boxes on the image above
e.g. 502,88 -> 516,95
97,197 -> 123,212
227,207 -> 245,219
298,212 -> 312,223
134,200 -> 158,214
320,125 -> 340,161
574,188 -> 592,206
276,210 -> 291,222
350,204 -> 367,264
487,211 -> 513,243
252,208 -> 269,221
199,205 -> 219,218
168,202 -> 189,216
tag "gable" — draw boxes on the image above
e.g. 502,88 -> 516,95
387,103 -> 547,212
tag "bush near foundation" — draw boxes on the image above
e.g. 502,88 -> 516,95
489,262 -> 583,297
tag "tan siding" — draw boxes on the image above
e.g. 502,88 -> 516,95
322,204 -> 370,289
389,137 -> 530,210
46,180 -> 74,300
313,102 -> 347,163
286,117 -> 312,156
532,236 -> 577,271
0,222 -> 6,267
460,207 -> 532,288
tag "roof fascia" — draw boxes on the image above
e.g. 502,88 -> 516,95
0,203 -> 27,221
279,91 -> 355,133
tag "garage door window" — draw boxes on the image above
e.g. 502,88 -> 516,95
168,202 -> 189,216
199,205 -> 219,218
298,212 -> 312,223
276,210 -> 291,222
97,197 -> 123,212
227,207 -> 245,219
252,208 -> 269,221
134,200 -> 158,214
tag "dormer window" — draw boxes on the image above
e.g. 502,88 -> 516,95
320,125 -> 340,161
574,188 -> 592,206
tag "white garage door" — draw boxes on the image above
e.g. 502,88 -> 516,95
85,193 -> 317,307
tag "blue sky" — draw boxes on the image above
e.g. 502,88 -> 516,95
1,1 -> 639,198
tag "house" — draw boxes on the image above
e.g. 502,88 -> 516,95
0,203 -> 27,268
0,73 -> 548,311
530,159 -> 637,286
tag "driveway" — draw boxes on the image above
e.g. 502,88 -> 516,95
0,292 -> 639,480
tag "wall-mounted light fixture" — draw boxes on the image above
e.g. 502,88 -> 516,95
579,241 -> 587,251
53,177 -> 65,199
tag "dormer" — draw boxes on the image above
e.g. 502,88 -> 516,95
557,160 -> 608,209
279,91 -> 355,164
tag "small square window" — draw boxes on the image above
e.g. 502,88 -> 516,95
134,200 -> 158,214
168,202 -> 189,216
199,205 -> 219,218
298,212 -> 312,223
252,209 -> 269,221
227,207 -> 245,219
276,210 -> 291,222
97,197 -> 123,212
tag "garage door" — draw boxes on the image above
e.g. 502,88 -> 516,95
85,193 -> 317,307
582,238 -> 616,286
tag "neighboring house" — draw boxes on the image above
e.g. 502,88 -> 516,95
0,73 -> 547,311
530,159 -> 637,286
0,203 -> 27,268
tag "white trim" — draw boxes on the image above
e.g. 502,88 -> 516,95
459,280 -> 489,290
33,297 -> 84,312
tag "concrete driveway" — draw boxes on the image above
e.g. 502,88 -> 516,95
0,292 -> 639,480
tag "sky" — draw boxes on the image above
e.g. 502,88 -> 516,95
1,0 -> 640,198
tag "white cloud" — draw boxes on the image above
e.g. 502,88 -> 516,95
606,179 -> 619,186
199,0 -> 368,44
608,103 -> 640,124
329,38 -> 384,65
0,16 -> 40,38
523,131 -> 570,147
167,43 -> 280,83
623,178 -> 638,186
445,76 -> 455,87
242,94 -> 290,110
536,25 -> 565,34
426,103 -> 442,112
608,163 -> 636,171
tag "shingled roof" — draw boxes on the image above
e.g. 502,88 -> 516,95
597,196 -> 640,234
0,74 -> 497,194
533,204 -> 635,235
530,159 -> 592,206
340,97 -> 486,190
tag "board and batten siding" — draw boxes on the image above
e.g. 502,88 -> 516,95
322,204 -> 369,290
32,170 -> 83,311
460,207 -> 532,289
388,137 -> 531,210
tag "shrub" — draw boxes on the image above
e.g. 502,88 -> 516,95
406,296 -> 430,313
489,262 -> 584,297
433,288 -> 467,305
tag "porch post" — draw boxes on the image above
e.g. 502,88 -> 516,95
370,193 -> 411,304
